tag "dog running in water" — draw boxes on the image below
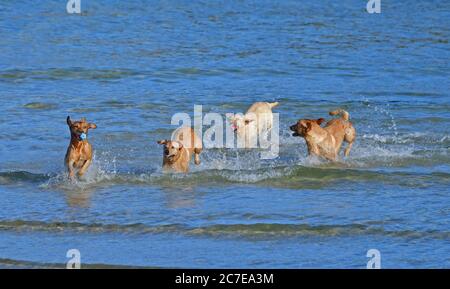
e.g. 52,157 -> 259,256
228,101 -> 279,148
65,116 -> 97,179
157,127 -> 203,173
290,109 -> 356,161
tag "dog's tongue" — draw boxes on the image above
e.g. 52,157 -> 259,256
79,133 -> 87,140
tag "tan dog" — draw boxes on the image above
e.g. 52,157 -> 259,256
65,116 -> 97,179
290,109 -> 356,161
157,127 -> 203,173
229,101 -> 279,148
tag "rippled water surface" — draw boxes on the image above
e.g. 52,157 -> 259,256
0,0 -> 449,268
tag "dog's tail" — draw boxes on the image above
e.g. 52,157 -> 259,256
268,102 -> 279,109
329,109 -> 349,121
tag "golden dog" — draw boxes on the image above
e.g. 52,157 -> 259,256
228,101 -> 279,148
290,109 -> 356,161
157,127 -> 203,173
65,116 -> 97,179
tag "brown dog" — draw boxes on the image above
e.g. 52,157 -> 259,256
290,109 -> 356,161
65,116 -> 97,179
157,127 -> 203,173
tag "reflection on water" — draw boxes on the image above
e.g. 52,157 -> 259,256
64,189 -> 94,208
162,186 -> 198,209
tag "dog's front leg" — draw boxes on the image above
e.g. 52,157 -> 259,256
344,142 -> 353,157
67,161 -> 76,180
77,159 -> 92,177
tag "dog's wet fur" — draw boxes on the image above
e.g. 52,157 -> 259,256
65,116 -> 97,179
157,127 -> 203,173
290,109 -> 356,161
228,101 -> 279,148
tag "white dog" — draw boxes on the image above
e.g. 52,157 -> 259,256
229,102 -> 279,148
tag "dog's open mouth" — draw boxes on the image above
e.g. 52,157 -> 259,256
166,153 -> 176,159
289,125 -> 299,137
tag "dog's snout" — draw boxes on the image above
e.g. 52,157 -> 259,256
290,124 -> 296,131
164,148 -> 169,155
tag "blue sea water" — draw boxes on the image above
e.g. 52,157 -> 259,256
0,0 -> 449,268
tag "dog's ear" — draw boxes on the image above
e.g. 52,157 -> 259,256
300,120 -> 313,132
88,123 -> 97,129
177,142 -> 184,151
157,140 -> 168,145
66,116 -> 72,127
316,118 -> 325,125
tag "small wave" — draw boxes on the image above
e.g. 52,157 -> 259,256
0,171 -> 50,185
0,220 -> 181,234
0,67 -> 296,83
99,100 -> 135,108
35,166 -> 397,190
360,132 -> 450,145
3,163 -> 448,190
0,68 -> 140,82
189,223 -> 370,237
188,223 -> 450,240
23,102 -> 57,110
0,258 -> 152,269
0,220 -> 448,240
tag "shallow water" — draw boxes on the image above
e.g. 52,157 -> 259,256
0,0 -> 449,268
